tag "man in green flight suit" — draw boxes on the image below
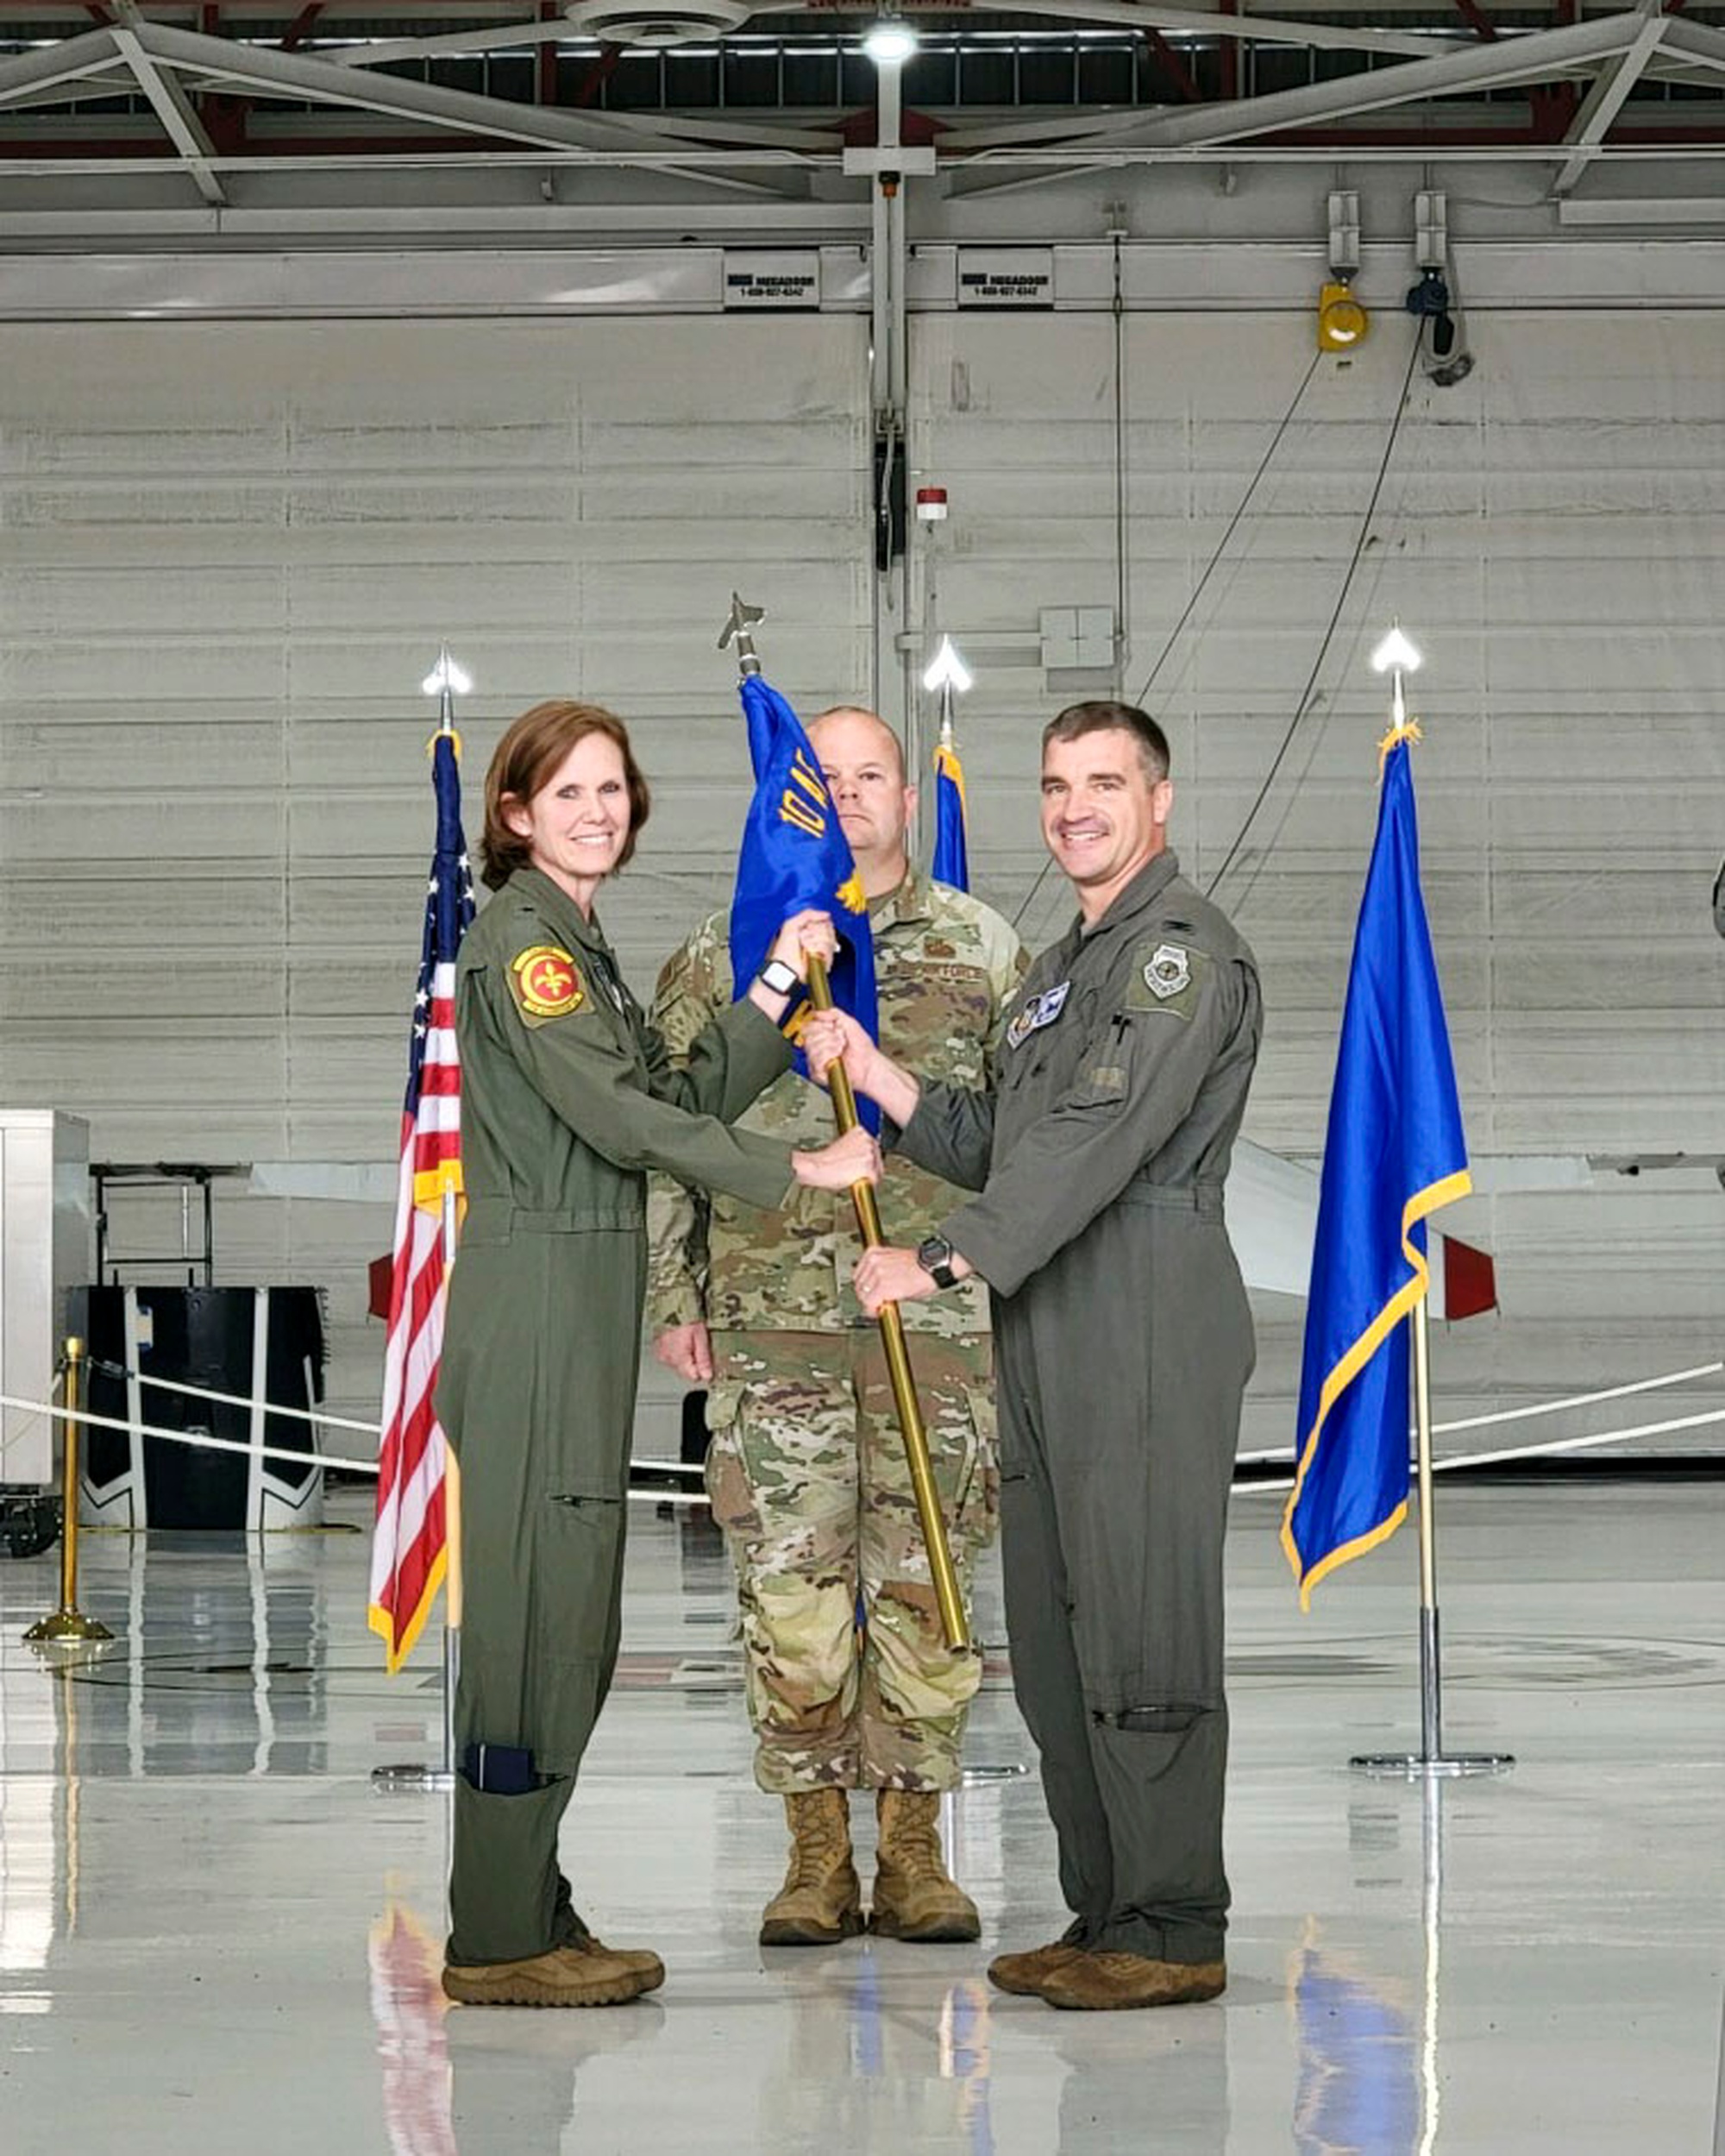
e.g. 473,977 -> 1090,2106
648,706 -> 1028,1945
809,700 -> 1262,2013
435,700 -> 876,2009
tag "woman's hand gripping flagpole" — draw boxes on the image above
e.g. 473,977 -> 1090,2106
803,953 -> 970,1656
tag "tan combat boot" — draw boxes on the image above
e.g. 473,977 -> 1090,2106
1038,1951 -> 1226,2011
869,1789 -> 982,1945
759,1788 -> 865,1946
581,1937 -> 666,1991
442,1937 -> 656,2008
987,1938 -> 1087,1996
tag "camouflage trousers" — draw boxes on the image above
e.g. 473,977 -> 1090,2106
704,1329 -> 999,1795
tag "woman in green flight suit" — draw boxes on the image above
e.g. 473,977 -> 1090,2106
437,699 -> 877,2009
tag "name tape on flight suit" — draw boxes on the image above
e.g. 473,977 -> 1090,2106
509,945 -> 586,1026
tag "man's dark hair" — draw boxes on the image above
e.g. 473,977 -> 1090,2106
1041,700 -> 1170,783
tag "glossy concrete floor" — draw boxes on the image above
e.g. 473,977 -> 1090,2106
0,1480 -> 1720,2156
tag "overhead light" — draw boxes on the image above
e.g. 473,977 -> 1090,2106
1317,280 -> 1369,354
862,16 -> 918,64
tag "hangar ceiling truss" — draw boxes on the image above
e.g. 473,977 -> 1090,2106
0,0 -> 1722,212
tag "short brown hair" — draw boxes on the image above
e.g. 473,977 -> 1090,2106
1042,700 -> 1170,783
480,701 -> 651,890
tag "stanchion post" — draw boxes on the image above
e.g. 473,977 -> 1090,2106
25,1339 -> 115,1647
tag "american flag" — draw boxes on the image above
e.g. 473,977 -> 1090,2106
368,726 -> 475,1672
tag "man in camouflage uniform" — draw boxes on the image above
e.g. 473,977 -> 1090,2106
649,706 -> 1028,1946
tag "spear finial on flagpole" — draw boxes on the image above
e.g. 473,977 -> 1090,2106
718,593 -> 767,678
422,646 -> 473,738
1371,621 -> 1422,737
922,633 -> 973,749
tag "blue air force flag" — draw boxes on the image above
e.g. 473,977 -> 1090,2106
1283,726 -> 1471,1607
730,671 -> 879,1127
931,740 -> 969,892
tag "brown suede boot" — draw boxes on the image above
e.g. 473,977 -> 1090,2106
759,1788 -> 865,1946
442,1937 -> 656,2008
1038,1951 -> 1226,2011
987,1938 -> 1087,1996
869,1790 -> 982,1945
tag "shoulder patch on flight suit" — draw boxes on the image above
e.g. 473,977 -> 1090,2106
1123,940 -> 1208,1020
508,944 -> 586,1026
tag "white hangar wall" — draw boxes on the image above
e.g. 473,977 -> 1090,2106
0,309 -> 874,1438
0,274 -> 1721,1453
910,300 -> 1725,1456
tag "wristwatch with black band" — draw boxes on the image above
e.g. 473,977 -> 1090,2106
756,957 -> 800,997
917,1234 -> 961,1290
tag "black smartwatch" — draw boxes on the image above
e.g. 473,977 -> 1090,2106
917,1234 -> 961,1290
757,957 -> 800,996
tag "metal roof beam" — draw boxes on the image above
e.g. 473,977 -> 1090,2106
1656,16 -> 1725,75
940,11 -> 1638,152
128,19 -> 834,164
112,1 -> 228,204
751,0 -> 1452,62
1552,3 -> 1667,194
0,24 -> 125,109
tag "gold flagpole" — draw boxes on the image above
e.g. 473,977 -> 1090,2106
804,958 -> 969,1653
718,592 -> 969,1654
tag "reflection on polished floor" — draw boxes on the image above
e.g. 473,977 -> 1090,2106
0,1480 -> 1720,2155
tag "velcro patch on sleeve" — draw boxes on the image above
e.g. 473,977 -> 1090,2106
508,944 -> 586,1026
1121,940 -> 1208,1020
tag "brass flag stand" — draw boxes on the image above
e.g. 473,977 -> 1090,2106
26,1339 -> 115,1648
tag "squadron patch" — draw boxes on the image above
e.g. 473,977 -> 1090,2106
509,944 -> 585,1025
1006,980 -> 1070,1050
1143,944 -> 1192,1001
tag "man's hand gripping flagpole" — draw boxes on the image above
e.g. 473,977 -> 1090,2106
718,593 -> 971,1656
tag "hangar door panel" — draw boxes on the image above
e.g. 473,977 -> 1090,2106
909,305 -> 1725,1455
0,311 -> 872,1436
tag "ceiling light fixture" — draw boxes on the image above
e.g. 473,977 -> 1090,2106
862,16 -> 918,65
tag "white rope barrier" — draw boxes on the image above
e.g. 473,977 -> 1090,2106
73,1353 -> 1725,1474
1443,1405 -> 1725,1473
0,1392 -> 710,1507
0,1392 -> 377,1475
1431,1360 -> 1723,1437
1236,1358 -> 1724,1467
6,1371 -> 1721,1506
1237,1402 -> 1725,1494
91,1365 -> 385,1436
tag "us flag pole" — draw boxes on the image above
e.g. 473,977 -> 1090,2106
369,651 -> 474,1789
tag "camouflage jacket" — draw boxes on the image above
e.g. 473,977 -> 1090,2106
647,869 -> 1028,1338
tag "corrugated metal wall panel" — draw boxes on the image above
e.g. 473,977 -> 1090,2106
0,313 -> 871,1437
0,299 -> 1719,1468
913,304 -> 1724,1454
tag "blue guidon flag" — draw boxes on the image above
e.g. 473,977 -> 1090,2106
931,739 -> 969,892
1283,721 -> 1471,1608
730,670 -> 880,1128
